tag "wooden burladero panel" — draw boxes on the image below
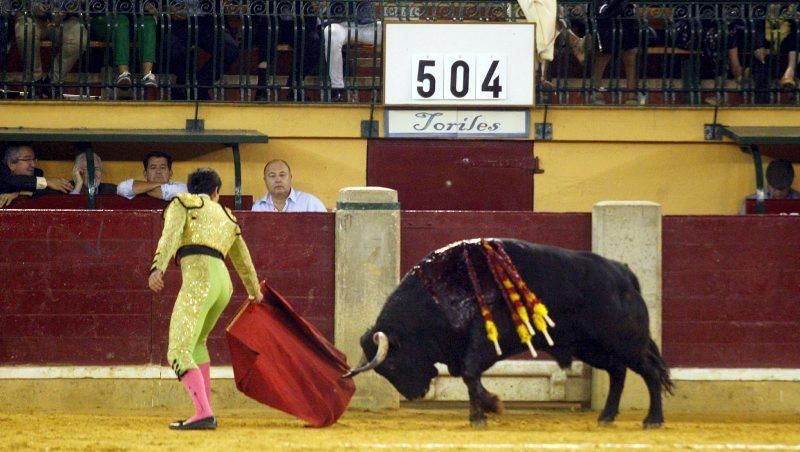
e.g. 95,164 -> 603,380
367,139 -> 537,211
662,216 -> 800,368
0,211 -> 334,366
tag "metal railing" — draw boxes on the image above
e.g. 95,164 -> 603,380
0,0 -> 797,105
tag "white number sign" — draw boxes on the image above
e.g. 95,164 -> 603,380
386,23 -> 534,106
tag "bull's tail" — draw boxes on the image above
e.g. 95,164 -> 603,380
647,338 -> 675,395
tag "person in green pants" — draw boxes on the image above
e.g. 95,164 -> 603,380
91,8 -> 158,88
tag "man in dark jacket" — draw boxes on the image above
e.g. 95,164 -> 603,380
1,143 -> 73,195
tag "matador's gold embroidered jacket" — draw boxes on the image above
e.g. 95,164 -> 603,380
151,193 -> 260,297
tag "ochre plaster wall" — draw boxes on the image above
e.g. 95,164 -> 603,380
2,102 -> 798,214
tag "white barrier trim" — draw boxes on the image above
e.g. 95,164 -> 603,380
435,361 -> 585,377
0,365 -> 798,381
670,368 -> 800,381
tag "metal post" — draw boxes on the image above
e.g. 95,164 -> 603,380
84,146 -> 96,210
749,145 -> 765,214
231,143 -> 242,210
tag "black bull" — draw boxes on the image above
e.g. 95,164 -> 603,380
345,238 -> 674,428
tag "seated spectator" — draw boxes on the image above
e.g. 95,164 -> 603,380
70,151 -> 117,195
253,0 -> 322,101
539,3 -> 585,90
1,142 -> 73,195
167,0 -> 240,100
322,0 -> 378,102
116,151 -> 187,201
589,0 -> 642,105
14,0 -> 89,98
0,192 -> 18,208
761,4 -> 798,90
252,159 -> 326,212
90,6 -> 158,89
741,159 -> 800,213
732,4 -> 800,103
0,15 -> 7,65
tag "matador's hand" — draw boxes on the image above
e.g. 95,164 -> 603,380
249,290 -> 264,304
148,270 -> 164,293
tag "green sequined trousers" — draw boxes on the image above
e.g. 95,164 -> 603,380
167,255 -> 233,378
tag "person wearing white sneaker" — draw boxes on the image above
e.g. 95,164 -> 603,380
90,10 -> 158,89
322,0 -> 381,103
142,71 -> 158,88
589,0 -> 641,105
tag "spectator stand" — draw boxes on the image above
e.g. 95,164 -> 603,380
712,125 -> 800,214
0,128 -> 268,209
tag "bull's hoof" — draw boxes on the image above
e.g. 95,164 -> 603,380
597,412 -> 617,426
470,417 -> 488,428
643,421 -> 663,429
481,394 -> 504,414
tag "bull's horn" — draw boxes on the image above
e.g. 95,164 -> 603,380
342,332 -> 389,378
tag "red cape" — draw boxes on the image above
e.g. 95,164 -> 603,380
226,282 -> 355,427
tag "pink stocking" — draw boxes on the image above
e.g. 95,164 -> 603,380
199,363 -> 212,405
180,368 -> 213,422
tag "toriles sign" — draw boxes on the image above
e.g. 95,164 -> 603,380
385,109 -> 529,138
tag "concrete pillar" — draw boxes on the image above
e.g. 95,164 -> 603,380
590,201 -> 662,411
334,187 -> 401,409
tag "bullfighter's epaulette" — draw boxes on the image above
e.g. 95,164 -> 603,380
162,193 -> 204,219
218,203 -> 241,235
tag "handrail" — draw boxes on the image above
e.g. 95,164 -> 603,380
0,0 -> 797,105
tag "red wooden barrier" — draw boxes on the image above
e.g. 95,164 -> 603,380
663,216 -> 800,368
8,194 -> 254,211
0,210 -> 333,366
2,209 -> 798,370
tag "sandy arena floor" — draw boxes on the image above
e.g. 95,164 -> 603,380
2,405 -> 799,451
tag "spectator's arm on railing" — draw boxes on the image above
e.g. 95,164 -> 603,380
0,192 -> 19,208
116,179 -> 163,199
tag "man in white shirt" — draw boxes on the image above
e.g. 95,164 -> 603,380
116,151 -> 187,201
252,159 -> 326,212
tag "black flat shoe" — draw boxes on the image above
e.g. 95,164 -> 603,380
169,416 -> 217,430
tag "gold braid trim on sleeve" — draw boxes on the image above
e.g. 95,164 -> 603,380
152,198 -> 189,273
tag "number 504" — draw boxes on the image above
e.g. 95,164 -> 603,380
411,54 -> 507,100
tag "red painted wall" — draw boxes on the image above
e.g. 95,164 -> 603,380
662,216 -> 800,368
401,211 -> 592,273
0,210 -> 334,366
368,140 -> 538,211
2,209 -> 798,370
